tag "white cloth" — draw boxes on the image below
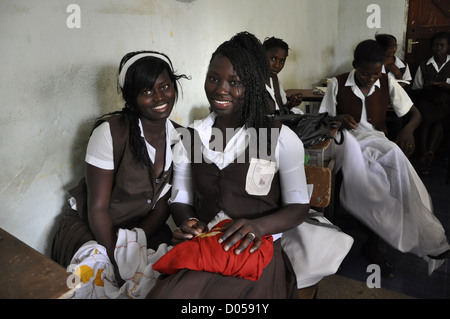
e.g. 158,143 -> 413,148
381,56 -> 412,84
412,55 -> 450,90
319,72 -> 450,273
69,228 -> 172,299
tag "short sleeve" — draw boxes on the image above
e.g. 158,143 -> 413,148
277,126 -> 310,205
85,122 -> 114,170
318,77 -> 338,116
169,139 -> 194,205
388,76 -> 413,118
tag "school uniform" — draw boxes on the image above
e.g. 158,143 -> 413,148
319,70 -> 450,273
412,55 -> 450,122
52,114 -> 177,267
266,76 -> 303,114
147,113 -> 311,298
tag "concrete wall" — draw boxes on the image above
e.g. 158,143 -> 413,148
0,0 -> 407,256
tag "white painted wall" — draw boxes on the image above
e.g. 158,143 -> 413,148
0,0 -> 407,256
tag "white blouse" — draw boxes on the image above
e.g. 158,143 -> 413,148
319,70 -> 413,133
85,118 -> 178,172
170,112 -> 310,207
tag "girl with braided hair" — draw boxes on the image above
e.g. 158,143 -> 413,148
52,51 -> 188,284
147,32 -> 311,298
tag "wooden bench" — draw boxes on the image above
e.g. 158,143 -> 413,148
0,228 -> 74,299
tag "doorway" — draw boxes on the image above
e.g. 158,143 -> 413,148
404,0 -> 450,77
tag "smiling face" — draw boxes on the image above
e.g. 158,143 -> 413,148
266,47 -> 288,76
204,54 -> 244,118
354,62 -> 383,90
136,68 -> 175,121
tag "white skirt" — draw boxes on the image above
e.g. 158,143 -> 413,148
336,130 -> 449,273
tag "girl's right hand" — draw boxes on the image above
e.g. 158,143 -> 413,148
171,218 -> 208,245
334,114 -> 358,130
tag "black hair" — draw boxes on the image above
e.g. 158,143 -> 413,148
210,32 -> 273,129
263,37 -> 290,56
431,31 -> 450,46
353,39 -> 385,66
375,34 -> 397,50
209,32 -> 275,155
103,51 -> 188,168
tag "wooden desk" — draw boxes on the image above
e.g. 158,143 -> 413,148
285,89 -> 324,102
305,127 -> 338,168
0,228 -> 74,298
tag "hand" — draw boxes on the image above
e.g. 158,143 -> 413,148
172,217 -> 207,245
290,93 -> 303,107
386,63 -> 402,79
334,114 -> 358,130
218,219 -> 262,255
395,127 -> 415,157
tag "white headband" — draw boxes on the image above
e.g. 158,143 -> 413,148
118,52 -> 173,88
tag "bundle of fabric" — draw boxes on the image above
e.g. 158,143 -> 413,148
152,219 -> 274,281
69,228 -> 171,299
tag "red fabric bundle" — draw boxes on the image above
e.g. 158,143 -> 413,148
152,219 -> 273,281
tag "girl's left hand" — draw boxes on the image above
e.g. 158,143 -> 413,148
396,127 -> 415,157
290,93 -> 303,107
218,219 -> 262,255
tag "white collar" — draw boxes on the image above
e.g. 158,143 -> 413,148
190,112 -> 249,170
138,118 -> 177,171
426,55 -> 450,72
345,69 -> 381,96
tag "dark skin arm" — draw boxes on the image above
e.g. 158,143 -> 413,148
171,202 -> 310,255
331,105 -> 422,157
85,163 -> 122,283
395,105 -> 421,157
86,163 -> 172,283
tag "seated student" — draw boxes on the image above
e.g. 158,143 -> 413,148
52,51 -> 188,283
147,32 -> 311,299
375,33 -> 412,88
263,37 -> 303,114
319,39 -> 450,277
412,31 -> 450,175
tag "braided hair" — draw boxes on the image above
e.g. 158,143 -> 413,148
210,32 -> 274,132
100,51 -> 188,168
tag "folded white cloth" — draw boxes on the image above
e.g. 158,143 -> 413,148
70,228 -> 171,299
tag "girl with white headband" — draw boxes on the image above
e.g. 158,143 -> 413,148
52,51 -> 188,287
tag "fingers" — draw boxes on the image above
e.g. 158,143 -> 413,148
218,220 -> 261,254
172,218 -> 207,244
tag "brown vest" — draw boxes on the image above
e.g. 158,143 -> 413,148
336,72 -> 390,134
69,114 -> 178,227
186,127 -> 282,224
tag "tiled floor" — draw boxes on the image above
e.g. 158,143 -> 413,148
329,148 -> 450,299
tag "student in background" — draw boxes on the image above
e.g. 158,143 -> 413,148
319,39 -> 450,278
375,33 -> 412,89
412,31 -> 450,175
263,37 -> 303,114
